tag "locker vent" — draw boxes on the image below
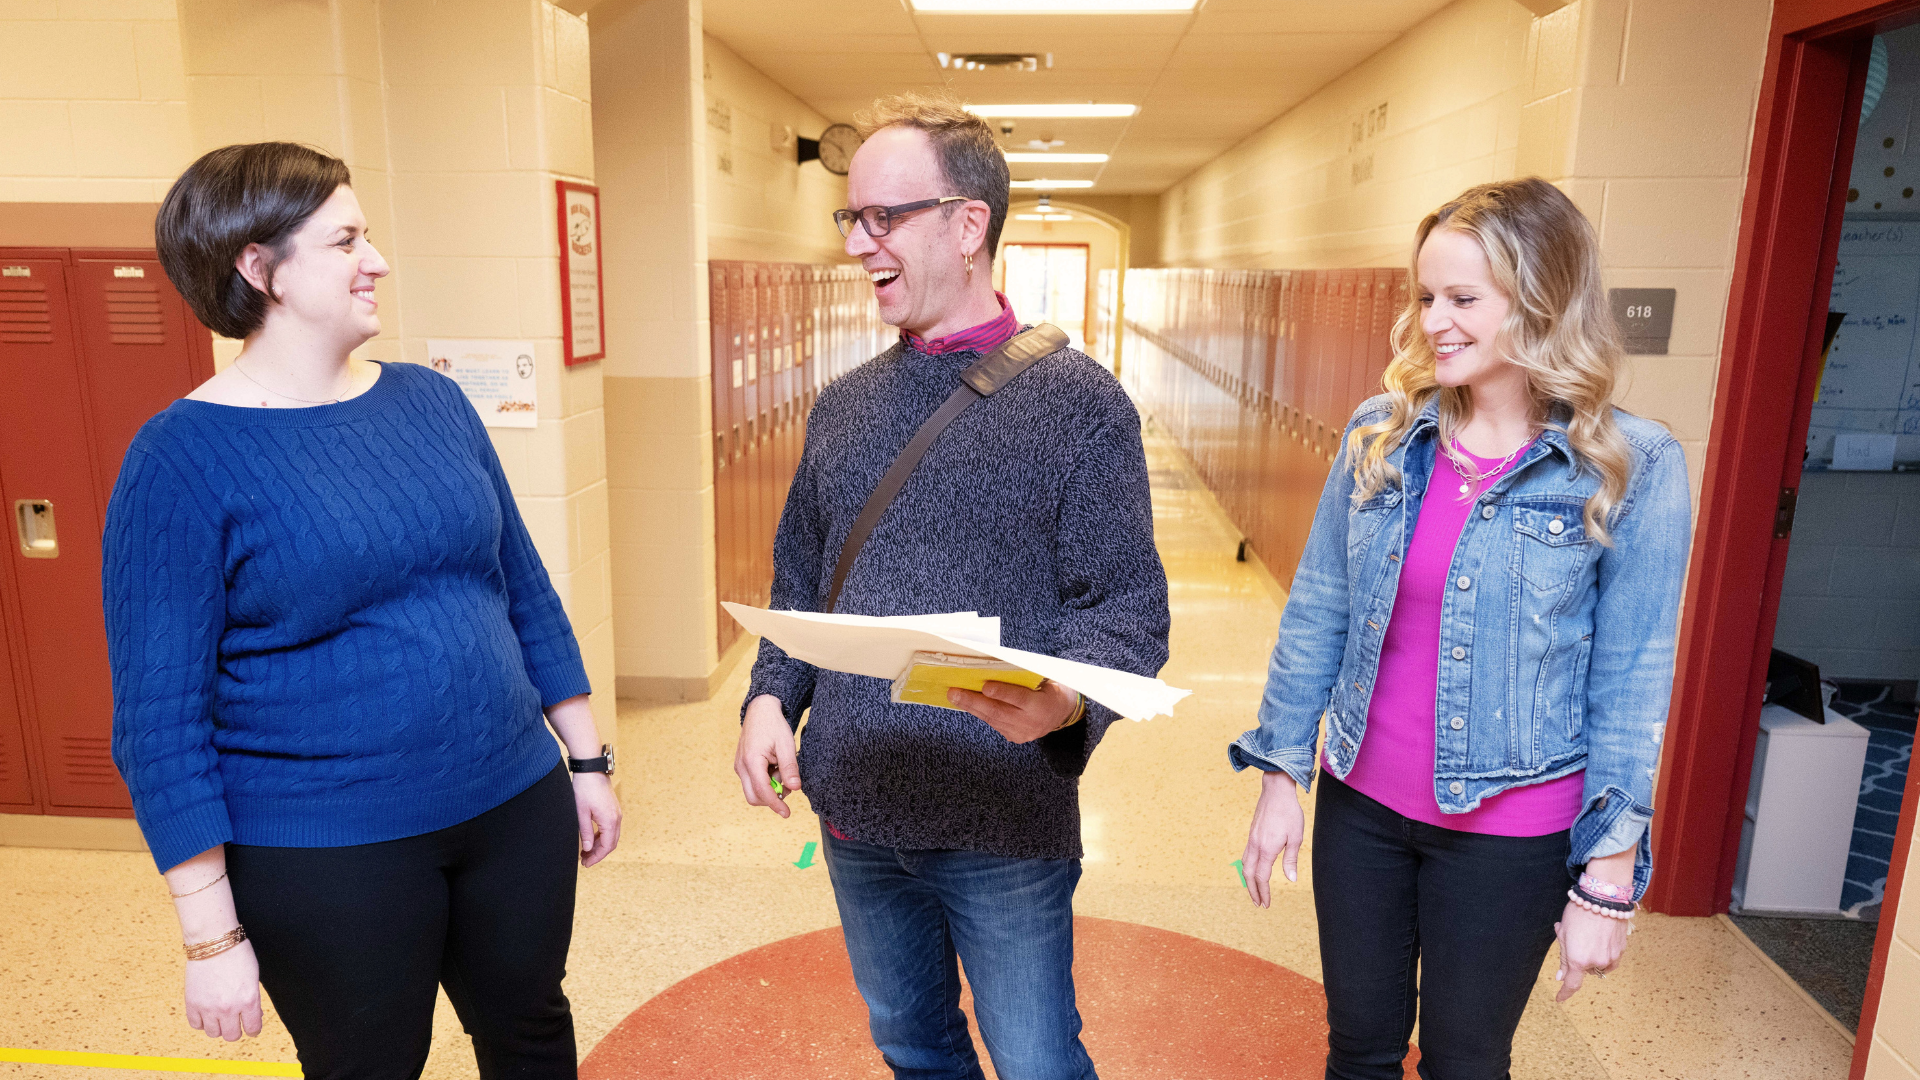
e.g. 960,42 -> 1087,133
104,280 -> 166,345
60,735 -> 121,786
0,278 -> 53,345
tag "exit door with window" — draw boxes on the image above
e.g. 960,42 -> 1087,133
1002,244 -> 1090,352
0,247 -> 214,817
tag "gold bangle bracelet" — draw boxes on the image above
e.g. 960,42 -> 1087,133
183,925 -> 247,961
168,870 -> 227,899
1053,693 -> 1087,732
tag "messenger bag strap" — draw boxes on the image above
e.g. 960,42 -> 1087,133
821,323 -> 1070,614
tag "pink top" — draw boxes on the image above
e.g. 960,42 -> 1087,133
1334,439 -> 1585,836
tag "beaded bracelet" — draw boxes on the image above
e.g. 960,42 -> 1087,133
183,925 -> 248,961
1577,872 -> 1634,904
1567,889 -> 1635,921
1573,881 -> 1636,911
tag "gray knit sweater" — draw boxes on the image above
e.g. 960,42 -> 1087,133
746,337 -> 1170,860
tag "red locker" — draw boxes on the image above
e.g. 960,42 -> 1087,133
68,252 -> 215,516
0,256 -> 123,813
1348,270 -> 1374,420
709,263 -> 737,653
729,263 -> 752,615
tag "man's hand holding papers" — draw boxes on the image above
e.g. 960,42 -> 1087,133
722,603 -> 1189,722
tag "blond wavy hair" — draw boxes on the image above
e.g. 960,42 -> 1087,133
1346,178 -> 1633,544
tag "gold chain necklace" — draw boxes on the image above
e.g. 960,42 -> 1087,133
233,360 -> 350,405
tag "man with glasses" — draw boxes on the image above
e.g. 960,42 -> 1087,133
732,92 -> 1168,1080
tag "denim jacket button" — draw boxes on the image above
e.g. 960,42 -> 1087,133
1455,575 -> 1471,590
1480,505 -> 1495,519
1548,518 -> 1566,535
1450,646 -> 1466,660
1448,781 -> 1464,795
1449,716 -> 1464,730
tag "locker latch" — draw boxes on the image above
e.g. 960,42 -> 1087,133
15,499 -> 57,559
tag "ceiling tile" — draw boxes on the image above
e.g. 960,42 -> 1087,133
700,0 -> 1461,194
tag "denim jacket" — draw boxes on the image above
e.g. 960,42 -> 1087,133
1229,395 -> 1692,898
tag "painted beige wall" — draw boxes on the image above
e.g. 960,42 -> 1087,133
176,0 -> 616,741
592,0 -> 723,699
1154,0 -> 1770,506
703,33 -> 849,265
1158,0 -> 1533,271
0,0 -> 619,840
1059,193 -> 1161,267
0,0 -> 190,205
178,0 -> 397,371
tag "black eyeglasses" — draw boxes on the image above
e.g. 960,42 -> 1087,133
833,196 -> 967,238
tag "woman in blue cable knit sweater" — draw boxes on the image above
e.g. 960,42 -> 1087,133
104,143 -> 619,1076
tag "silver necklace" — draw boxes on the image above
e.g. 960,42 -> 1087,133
233,360 -> 350,405
1447,435 -> 1530,496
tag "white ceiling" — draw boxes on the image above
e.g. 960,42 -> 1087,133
700,0 -> 1455,194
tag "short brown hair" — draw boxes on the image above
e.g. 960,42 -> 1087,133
855,91 -> 1011,259
156,143 -> 351,339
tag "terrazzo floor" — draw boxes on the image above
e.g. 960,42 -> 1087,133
0,422 -> 1858,1079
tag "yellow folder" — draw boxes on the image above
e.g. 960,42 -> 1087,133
890,650 -> 1046,711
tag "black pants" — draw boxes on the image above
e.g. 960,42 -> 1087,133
227,763 -> 580,1080
1313,772 -> 1571,1080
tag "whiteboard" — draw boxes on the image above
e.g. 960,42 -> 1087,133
1819,220 -> 1920,464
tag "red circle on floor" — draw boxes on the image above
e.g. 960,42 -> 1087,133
581,916 -> 1417,1078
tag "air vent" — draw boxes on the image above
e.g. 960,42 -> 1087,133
0,277 -> 52,344
103,280 -> 165,345
60,735 -> 121,785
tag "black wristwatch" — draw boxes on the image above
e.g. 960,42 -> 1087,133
568,744 -> 615,777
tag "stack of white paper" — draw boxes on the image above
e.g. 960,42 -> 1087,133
722,603 -> 1189,721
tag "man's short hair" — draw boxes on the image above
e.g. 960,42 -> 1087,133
156,142 -> 352,339
854,91 -> 1011,260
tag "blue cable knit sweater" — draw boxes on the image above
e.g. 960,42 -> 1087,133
104,362 -> 591,872
747,338 -> 1170,860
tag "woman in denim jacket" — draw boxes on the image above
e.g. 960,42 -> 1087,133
1231,178 -> 1692,1080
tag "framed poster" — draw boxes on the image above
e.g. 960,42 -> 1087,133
428,339 -> 539,428
557,180 -> 605,365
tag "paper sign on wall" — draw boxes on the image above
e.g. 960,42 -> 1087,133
428,339 -> 539,428
1831,432 -> 1898,471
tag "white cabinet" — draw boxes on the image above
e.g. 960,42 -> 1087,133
1732,704 -> 1872,915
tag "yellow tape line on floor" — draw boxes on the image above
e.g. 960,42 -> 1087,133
0,1049 -> 300,1076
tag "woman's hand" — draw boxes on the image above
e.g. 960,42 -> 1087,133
1554,903 -> 1631,1000
182,939 -> 263,1040
1242,770 -> 1306,908
571,772 -> 622,866
541,694 -> 621,864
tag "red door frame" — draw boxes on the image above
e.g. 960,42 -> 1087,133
1641,0 -> 1920,1070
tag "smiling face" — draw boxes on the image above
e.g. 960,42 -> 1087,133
254,184 -> 389,349
843,126 -> 973,335
1416,226 -> 1516,391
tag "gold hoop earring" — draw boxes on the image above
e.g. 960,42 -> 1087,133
965,253 -> 974,275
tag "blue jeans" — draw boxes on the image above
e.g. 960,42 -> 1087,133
820,823 -> 1098,1080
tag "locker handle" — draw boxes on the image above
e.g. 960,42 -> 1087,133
15,499 -> 57,559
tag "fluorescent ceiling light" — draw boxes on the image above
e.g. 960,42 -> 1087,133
966,104 -> 1137,119
1003,152 -> 1108,163
914,0 -> 1197,10
1011,179 -> 1095,189
1015,213 -> 1076,221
